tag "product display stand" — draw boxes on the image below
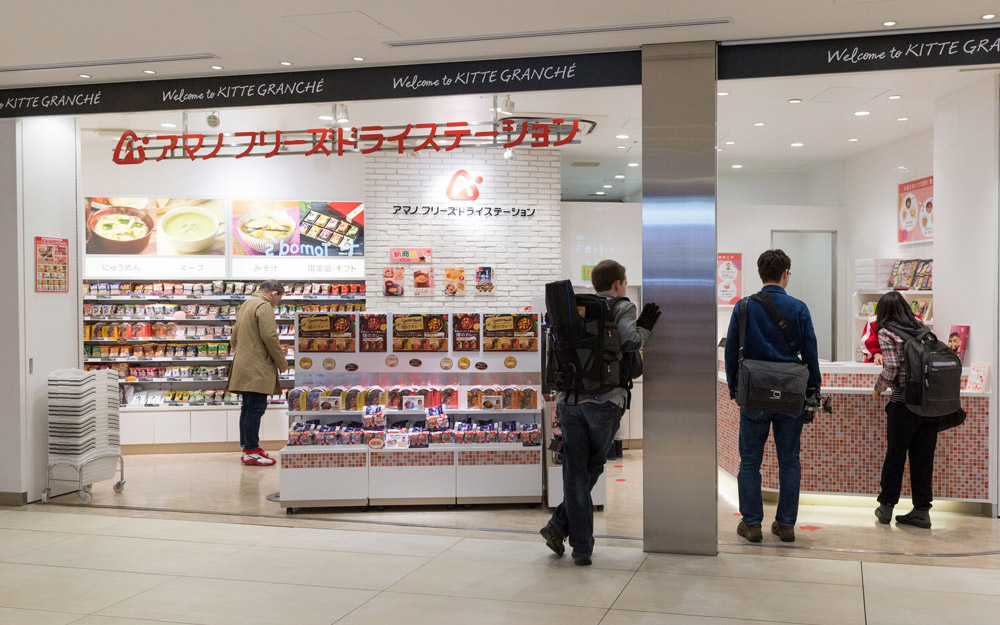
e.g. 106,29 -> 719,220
43,369 -> 124,504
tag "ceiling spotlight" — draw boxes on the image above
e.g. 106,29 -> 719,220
352,56 -> 365,61
616,145 -> 627,149
627,162 -> 639,167
614,174 -> 625,179
854,110 -> 871,116
280,61 -> 293,66
503,147 -> 514,160
499,96 -> 515,115
790,142 -> 804,147
603,184 -> 613,189
318,115 -> 333,121
896,117 -> 909,121
983,14 -> 997,20
716,147 -> 724,152
210,65 -> 223,70
334,103 -> 350,124
143,70 -> 156,74
897,166 -> 908,170
78,73 -> 91,78
848,138 -> 859,142
753,122 -> 765,127
718,91 -> 730,96
731,164 -> 743,169
788,98 -> 803,104
724,141 -> 735,145
888,95 -> 902,100
615,134 -> 630,139
882,20 -> 897,27
595,191 -> 606,195
206,111 -> 220,128
160,122 -> 177,128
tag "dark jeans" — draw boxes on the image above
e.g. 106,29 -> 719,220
738,408 -> 804,526
878,401 -> 941,509
239,391 -> 269,451
549,401 -> 623,557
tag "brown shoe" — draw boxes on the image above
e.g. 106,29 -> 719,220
737,521 -> 762,542
771,521 -> 795,542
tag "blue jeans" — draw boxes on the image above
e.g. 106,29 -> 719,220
239,391 -> 269,451
549,401 -> 623,557
738,408 -> 804,526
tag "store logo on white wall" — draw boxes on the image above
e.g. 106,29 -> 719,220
446,170 -> 484,201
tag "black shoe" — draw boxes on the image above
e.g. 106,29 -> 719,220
737,520 -> 762,543
573,554 -> 592,566
875,504 -> 894,524
539,523 -> 565,556
771,521 -> 795,542
614,440 -> 624,459
895,509 -> 931,529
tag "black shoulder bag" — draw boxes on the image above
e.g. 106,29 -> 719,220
736,292 -> 810,414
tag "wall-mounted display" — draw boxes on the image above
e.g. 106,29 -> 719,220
482,314 -> 539,351
383,266 -> 404,296
35,236 -> 69,293
444,266 -> 465,296
359,314 -> 388,352
389,248 -> 432,263
298,313 -> 357,352
898,176 -> 933,243
413,267 -> 435,296
717,253 -> 741,305
392,314 -> 449,352
475,266 -> 496,295
453,313 -> 481,351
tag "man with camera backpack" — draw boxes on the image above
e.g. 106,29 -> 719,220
540,260 -> 660,565
724,250 -> 822,543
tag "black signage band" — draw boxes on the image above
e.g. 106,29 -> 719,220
720,26 -> 1000,79
0,51 -> 641,119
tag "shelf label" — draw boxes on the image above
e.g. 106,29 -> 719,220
231,256 -> 364,280
85,255 -> 226,279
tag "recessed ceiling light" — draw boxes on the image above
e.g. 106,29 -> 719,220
143,70 -> 156,74
280,61 -> 293,66
614,174 -> 625,179
788,98 -> 803,104
210,65 -> 223,70
724,141 -> 735,145
854,110 -> 871,116
615,134 -> 630,139
888,95 -> 902,100
984,14 -> 997,20
616,145 -> 627,149
883,20 -> 897,27
627,162 -> 639,167
848,138 -> 859,142
896,117 -> 909,121
318,115 -> 333,121
731,164 -> 743,169
352,56 -> 365,61
790,142 -> 804,147
753,122 -> 765,127
718,91 -> 730,96
603,184 -> 613,189
78,73 -> 91,78
595,191 -> 606,195
716,147 -> 724,152
897,166 -> 907,170
160,123 -> 176,128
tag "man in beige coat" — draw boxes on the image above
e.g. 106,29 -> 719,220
227,280 -> 288,466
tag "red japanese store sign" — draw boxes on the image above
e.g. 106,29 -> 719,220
112,118 -> 580,165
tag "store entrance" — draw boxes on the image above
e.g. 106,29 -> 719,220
716,65 -> 999,555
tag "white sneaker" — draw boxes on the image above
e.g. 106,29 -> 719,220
242,450 -> 276,466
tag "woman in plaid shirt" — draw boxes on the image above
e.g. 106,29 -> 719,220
871,291 -> 941,529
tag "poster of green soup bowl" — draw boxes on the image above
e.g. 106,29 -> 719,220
156,202 -> 226,255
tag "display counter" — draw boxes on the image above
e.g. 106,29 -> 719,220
717,360 -> 992,502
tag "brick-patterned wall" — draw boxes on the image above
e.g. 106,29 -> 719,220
370,450 -> 455,467
717,380 -> 991,500
458,449 -> 541,466
281,452 -> 367,469
363,148 -> 561,313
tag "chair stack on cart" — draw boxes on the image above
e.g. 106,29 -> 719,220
43,368 -> 125,504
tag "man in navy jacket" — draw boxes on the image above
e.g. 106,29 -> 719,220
724,249 -> 821,544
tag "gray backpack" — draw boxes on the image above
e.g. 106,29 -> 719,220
735,293 -> 809,414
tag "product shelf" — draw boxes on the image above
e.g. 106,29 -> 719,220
288,408 -> 541,417
282,442 -> 538,452
85,294 -> 365,302
121,403 -> 286,412
85,337 -> 295,343
119,377 -> 294,385
853,289 -> 933,296
85,356 -> 294,363
84,316 -> 297,322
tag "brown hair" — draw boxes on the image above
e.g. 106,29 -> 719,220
256,280 -> 286,295
591,260 -> 626,292
757,249 -> 791,284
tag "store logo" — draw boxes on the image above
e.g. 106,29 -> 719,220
446,170 -> 484,201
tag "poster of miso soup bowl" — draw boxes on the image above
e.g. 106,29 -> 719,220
85,197 -> 225,256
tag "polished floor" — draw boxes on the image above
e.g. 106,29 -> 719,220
0,505 -> 999,624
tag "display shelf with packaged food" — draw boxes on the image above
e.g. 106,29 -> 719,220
852,262 -> 934,362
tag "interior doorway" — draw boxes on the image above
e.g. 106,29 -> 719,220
770,230 -> 837,361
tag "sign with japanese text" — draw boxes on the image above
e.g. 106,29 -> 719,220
898,176 -> 933,243
717,253 -> 742,305
391,205 -> 536,219
389,248 -> 432,263
475,266 -> 496,295
359,314 -> 388,353
392,314 -> 449,352
35,237 -> 69,293
482,314 -> 539,351
582,265 -> 594,282
453,313 -> 481,352
297,313 -> 357,353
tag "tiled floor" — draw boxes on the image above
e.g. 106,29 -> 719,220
1,508 -> 999,624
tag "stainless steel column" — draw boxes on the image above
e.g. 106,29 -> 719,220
641,42 -> 718,555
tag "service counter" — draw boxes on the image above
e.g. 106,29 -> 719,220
717,360 -> 992,502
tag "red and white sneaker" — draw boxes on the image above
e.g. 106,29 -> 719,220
242,450 -> 275,466
250,447 -> 274,461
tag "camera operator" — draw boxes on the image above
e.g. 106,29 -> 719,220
724,250 -> 822,543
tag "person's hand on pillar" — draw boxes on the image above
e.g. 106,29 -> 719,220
637,302 -> 661,331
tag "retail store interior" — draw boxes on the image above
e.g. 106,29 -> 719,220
29,63 -> 998,569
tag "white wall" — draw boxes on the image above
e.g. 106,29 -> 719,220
561,201 -> 642,287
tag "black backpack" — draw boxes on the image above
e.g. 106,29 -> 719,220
885,322 -> 962,417
544,280 -> 638,398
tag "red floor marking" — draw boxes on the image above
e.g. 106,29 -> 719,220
616,478 -> 627,482
799,525 -> 822,531
733,513 -> 742,517
613,465 -> 624,468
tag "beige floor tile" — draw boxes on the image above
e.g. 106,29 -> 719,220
259,525 -> 461,557
70,618 -> 201,625
612,571 -> 865,625
337,591 -> 608,625
864,586 -> 1000,625
92,517 -> 285,545
600,611 -> 803,625
0,563 -> 170,613
9,535 -> 243,576
640,552 -> 861,586
443,537 -> 647,571
0,510 -> 124,534
98,576 -> 376,625
863,561 -> 1000,595
0,529 -> 76,560
389,555 -> 635,608
189,545 -> 428,590
0,607 -> 83,625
